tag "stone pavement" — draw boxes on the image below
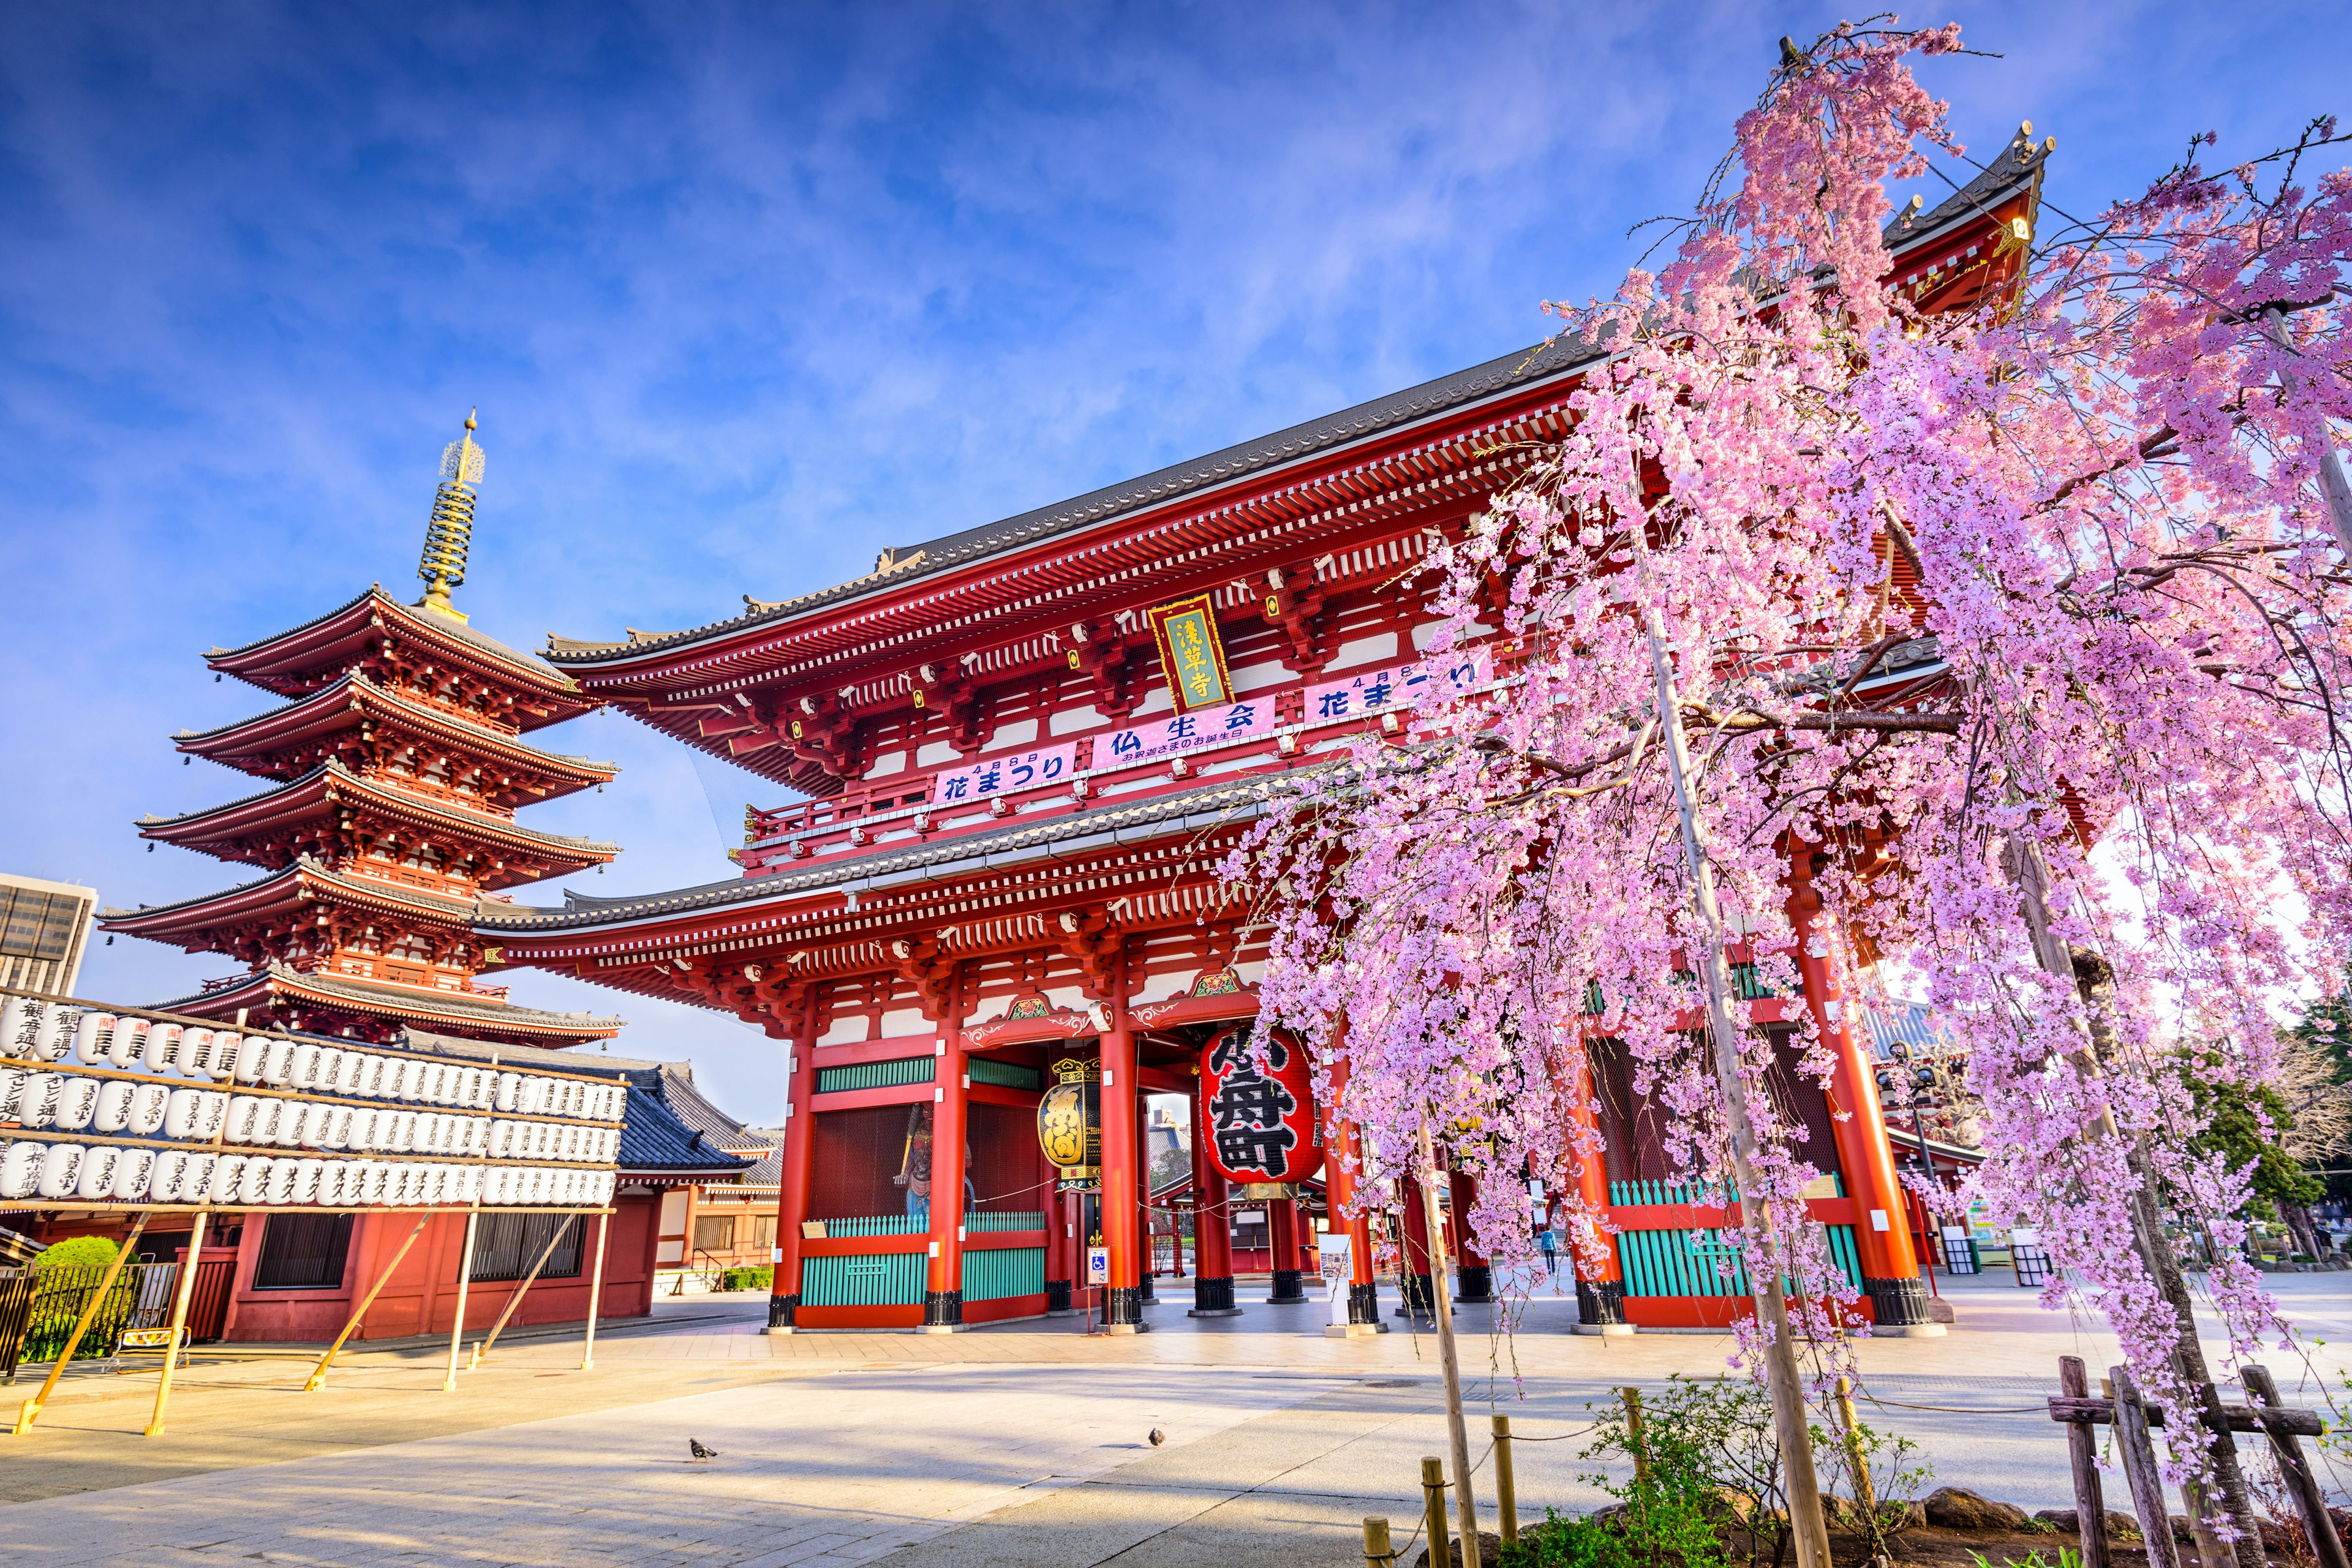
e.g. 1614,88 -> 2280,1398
2,1270 -> 2346,1566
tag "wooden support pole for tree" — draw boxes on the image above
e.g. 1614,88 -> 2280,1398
1362,1515 -> 1396,1568
442,1209 -> 478,1392
12,1213 -> 147,1435
470,1213 -> 578,1370
1623,1385 -> 1653,1484
303,1213 -> 429,1393
144,1212 -> 209,1438
2010,837 -> 2267,1568
580,1210 -> 610,1371
1417,1120 -> 1479,1559
2241,1364 -> 2348,1568
1834,1375 -> 1877,1519
2112,1365 -> 2182,1568
1420,1457 -> 1454,1568
1493,1414 -> 1519,1546
1632,519 -> 1833,1568
2060,1357 -> 2114,1568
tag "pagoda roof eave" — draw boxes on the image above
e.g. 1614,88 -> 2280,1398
477,767 -> 1291,944
207,587 -> 594,725
134,760 -> 618,880
155,963 -> 622,1043
544,134 -> 2048,683
173,670 -> 618,780
100,856 -> 484,940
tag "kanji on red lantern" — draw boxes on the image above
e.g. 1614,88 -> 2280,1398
1199,1025 -> 1322,1185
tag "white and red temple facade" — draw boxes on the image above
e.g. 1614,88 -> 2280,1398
475,134 -> 2048,1333
107,420 -> 625,1049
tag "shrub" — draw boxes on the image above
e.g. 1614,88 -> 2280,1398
718,1265 -> 774,1292
32,1235 -> 118,1272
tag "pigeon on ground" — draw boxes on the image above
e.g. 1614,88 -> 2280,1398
1148,1429 -> 1165,1447
689,1439 -> 720,1462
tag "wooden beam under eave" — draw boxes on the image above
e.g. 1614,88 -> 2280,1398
726,729 -> 782,758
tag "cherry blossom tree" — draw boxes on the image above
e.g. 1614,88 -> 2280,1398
1229,18 -> 2352,1559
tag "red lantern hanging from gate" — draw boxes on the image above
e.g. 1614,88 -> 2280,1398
1199,1024 -> 1322,1186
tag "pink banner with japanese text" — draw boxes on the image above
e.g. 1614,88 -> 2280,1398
1303,644 -> 1494,725
1099,696 -> 1282,769
932,742 -> 1080,804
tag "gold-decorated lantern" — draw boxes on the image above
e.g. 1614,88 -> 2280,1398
1038,1056 -> 1102,1192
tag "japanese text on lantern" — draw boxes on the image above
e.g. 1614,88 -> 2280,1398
933,742 -> 1078,804
1207,1029 -> 1297,1175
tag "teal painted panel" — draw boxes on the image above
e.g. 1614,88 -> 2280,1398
963,1246 -> 1046,1302
803,1252 -> 925,1306
816,1057 -> 936,1094
1825,1224 -> 1863,1291
965,1210 -> 1046,1233
968,1059 -> 1041,1090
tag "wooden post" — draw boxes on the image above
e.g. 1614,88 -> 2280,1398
1623,1385 -> 1653,1483
580,1210 -> 611,1371
2060,1357 -> 2114,1568
1417,1120 -> 1479,1556
13,1214 -> 148,1434
144,1212 -> 209,1438
1493,1414 -> 1519,1545
2242,1365 -> 2348,1568
2112,1365 -> 2182,1568
471,1213 -> 578,1369
1362,1514 -> 1396,1568
1421,1457 -> 1454,1568
442,1209 -> 479,1392
1835,1375 -> 1877,1518
302,1213 -> 429,1393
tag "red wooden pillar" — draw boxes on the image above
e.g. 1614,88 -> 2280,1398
767,990 -> 821,1335
1566,1052 -> 1628,1332
1321,1048 -> 1384,1332
1396,1173 -> 1435,1317
1785,843 -> 1935,1334
1098,956 -> 1144,1330
1188,1072 -> 1240,1316
923,978 -> 969,1332
1449,1169 -> 1494,1303
1267,1196 -> 1306,1303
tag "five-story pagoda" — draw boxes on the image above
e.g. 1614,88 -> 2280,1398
105,415 -> 625,1046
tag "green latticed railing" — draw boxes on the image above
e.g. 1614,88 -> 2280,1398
802,1253 -> 926,1306
1615,1223 -> 1864,1298
968,1058 -> 1042,1090
1608,1172 -> 1841,1206
822,1214 -> 926,1237
815,1056 -> 936,1094
963,1246 -> 1046,1302
965,1210 -> 1046,1232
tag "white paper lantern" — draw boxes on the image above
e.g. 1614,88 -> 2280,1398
105,1017 -> 149,1071
54,1076 -> 100,1132
205,1155 -> 247,1205
0,1141 -> 45,1200
75,1145 -> 123,1200
37,1143 -> 87,1200
110,1148 -> 157,1201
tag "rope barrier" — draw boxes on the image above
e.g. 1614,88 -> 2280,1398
1852,1392 -> 2047,1415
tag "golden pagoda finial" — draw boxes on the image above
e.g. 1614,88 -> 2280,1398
417,408 -> 484,622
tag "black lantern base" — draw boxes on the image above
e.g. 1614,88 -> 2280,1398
922,1289 -> 963,1329
1268,1268 -> 1307,1303
1453,1264 -> 1495,1303
1189,1275 -> 1240,1317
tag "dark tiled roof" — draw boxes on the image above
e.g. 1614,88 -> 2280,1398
396,1026 -> 669,1074
149,962 -> 623,1033
737,1129 -> 786,1187
634,1061 -> 766,1150
473,769 -> 1287,935
213,586 -> 577,688
1882,124 -> 2051,244
617,1082 -> 755,1178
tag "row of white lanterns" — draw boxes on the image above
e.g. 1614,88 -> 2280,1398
0,998 -> 623,1121
0,1142 -> 617,1208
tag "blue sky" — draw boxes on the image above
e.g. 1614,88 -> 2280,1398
3,2 -> 2345,1119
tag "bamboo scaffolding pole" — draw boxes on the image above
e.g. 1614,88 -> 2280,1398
13,1214 -> 149,1435
469,1213 -> 578,1370
302,1213 -> 430,1393
581,1210 -> 611,1371
143,1212 -> 209,1437
442,1210 -> 479,1392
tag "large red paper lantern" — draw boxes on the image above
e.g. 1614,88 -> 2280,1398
1200,1025 -> 1323,1186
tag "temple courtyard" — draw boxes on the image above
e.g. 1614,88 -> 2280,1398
4,1269 -> 2346,1567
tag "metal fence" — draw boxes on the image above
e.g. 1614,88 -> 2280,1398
0,1259 -> 235,1383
